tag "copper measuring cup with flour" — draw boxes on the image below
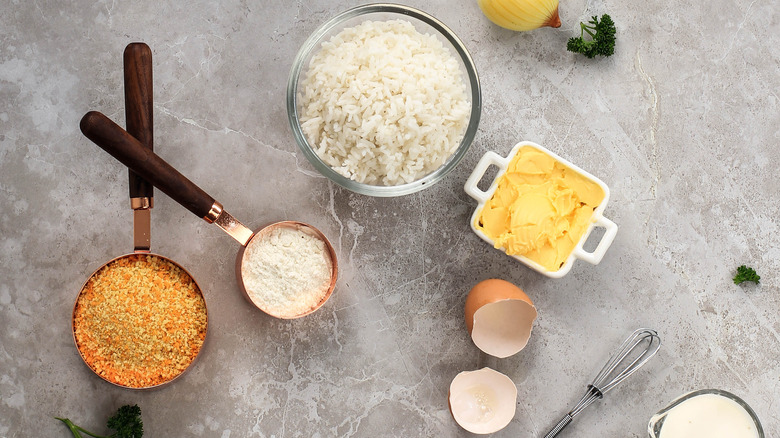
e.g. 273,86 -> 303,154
73,43 -> 207,389
79,111 -> 338,319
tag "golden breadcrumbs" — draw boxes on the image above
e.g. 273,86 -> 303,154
73,254 -> 207,388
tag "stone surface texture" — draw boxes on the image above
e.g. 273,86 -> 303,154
1,0 -> 778,436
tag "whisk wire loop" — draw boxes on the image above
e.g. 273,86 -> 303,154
595,329 -> 660,394
542,328 -> 661,438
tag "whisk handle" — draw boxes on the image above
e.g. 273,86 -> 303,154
542,414 -> 573,438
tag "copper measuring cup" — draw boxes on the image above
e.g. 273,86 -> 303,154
72,43 -> 208,389
78,111 -> 338,319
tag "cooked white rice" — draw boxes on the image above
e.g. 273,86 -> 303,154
299,19 -> 471,186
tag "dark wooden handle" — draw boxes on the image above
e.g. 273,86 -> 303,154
80,111 -> 216,219
124,42 -> 154,199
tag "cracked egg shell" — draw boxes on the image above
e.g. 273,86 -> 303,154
465,279 -> 537,358
448,367 -> 517,434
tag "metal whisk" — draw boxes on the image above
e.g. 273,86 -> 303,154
543,328 -> 661,438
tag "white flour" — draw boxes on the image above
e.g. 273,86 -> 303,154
241,225 -> 333,317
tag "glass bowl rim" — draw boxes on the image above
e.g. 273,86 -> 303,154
648,388 -> 764,438
286,3 -> 482,197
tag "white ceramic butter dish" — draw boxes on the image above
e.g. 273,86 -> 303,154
464,141 -> 617,278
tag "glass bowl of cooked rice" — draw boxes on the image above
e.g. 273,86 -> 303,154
287,3 -> 481,197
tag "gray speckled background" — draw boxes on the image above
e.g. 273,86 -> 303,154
1,0 -> 778,436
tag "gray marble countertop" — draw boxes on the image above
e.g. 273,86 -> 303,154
1,0 -> 778,436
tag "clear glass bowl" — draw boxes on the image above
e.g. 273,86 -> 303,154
286,3 -> 481,197
648,389 -> 764,438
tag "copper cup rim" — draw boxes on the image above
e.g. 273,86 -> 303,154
72,251 -> 209,390
235,220 -> 338,319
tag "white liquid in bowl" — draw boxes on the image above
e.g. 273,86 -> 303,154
658,393 -> 760,438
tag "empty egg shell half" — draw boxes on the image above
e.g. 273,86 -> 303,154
448,367 -> 518,434
465,279 -> 537,358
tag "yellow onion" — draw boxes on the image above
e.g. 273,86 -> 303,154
478,0 -> 561,31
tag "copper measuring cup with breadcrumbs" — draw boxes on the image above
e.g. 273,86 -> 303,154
72,43 -> 208,390
79,113 -> 338,320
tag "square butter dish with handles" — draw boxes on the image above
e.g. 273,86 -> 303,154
464,141 -> 618,278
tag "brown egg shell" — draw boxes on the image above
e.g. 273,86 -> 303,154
448,367 -> 518,434
464,279 -> 537,358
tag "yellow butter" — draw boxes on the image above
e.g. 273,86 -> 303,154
475,146 -> 605,271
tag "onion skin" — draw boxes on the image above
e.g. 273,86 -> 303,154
478,0 -> 561,31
